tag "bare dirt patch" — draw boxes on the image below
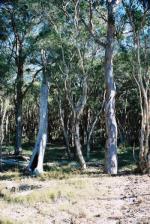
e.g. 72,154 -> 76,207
0,170 -> 149,224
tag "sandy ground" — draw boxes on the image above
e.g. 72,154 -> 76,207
0,171 -> 150,224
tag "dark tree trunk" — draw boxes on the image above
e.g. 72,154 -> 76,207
15,62 -> 23,155
58,97 -> 71,159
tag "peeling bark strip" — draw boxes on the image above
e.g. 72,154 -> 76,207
28,72 -> 49,175
104,1 -> 118,174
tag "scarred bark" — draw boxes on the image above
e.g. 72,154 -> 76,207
104,1 -> 118,174
28,71 -> 49,175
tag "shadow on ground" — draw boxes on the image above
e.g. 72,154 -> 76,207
0,144 -> 139,179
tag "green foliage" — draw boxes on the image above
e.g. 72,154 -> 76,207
0,0 -> 149,174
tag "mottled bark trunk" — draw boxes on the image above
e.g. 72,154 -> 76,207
104,2 -> 118,174
72,78 -> 87,169
74,116 -> 86,169
28,72 -> 48,175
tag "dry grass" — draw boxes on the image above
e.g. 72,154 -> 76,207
0,217 -> 17,224
0,164 -> 149,224
0,171 -> 21,181
0,176 -> 91,206
0,174 -> 149,224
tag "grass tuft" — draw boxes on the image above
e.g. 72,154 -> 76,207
0,218 -> 17,224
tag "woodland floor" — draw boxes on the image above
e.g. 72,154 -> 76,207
0,145 -> 149,224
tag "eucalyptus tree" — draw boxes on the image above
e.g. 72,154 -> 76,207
37,1 -> 89,169
28,10 -> 61,174
54,41 -> 89,169
55,9 -> 102,169
78,0 -> 122,174
0,50 -> 13,168
0,1 -> 42,155
51,0 -> 121,173
123,0 -> 150,173
28,50 -> 49,175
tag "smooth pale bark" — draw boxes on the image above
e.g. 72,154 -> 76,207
0,99 -> 9,170
104,2 -> 118,174
28,72 -> 48,175
0,99 -> 9,146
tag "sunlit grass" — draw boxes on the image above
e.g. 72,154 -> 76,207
0,171 -> 21,181
0,176 -> 91,206
0,218 -> 16,224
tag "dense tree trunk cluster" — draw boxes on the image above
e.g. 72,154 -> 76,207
0,0 -> 149,175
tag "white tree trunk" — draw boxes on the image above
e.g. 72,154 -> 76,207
0,99 -> 9,146
28,72 -> 48,175
0,99 -> 9,170
104,2 -> 118,174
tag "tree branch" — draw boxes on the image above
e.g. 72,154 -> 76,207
22,68 -> 42,97
81,18 -> 106,48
